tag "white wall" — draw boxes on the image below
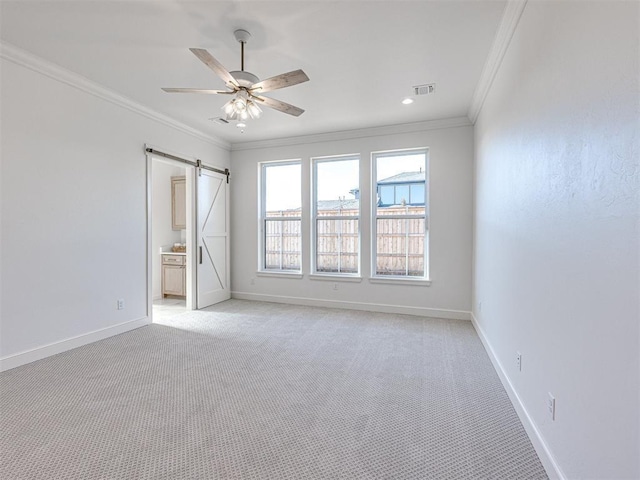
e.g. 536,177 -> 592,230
473,2 -> 639,478
231,122 -> 473,318
0,55 -> 230,366
151,161 -> 185,300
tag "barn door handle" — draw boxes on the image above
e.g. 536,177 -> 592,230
199,246 -> 203,264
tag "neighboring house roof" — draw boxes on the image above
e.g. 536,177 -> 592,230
317,199 -> 360,210
272,199 -> 359,213
378,171 -> 425,184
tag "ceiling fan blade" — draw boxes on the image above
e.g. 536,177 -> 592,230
162,88 -> 235,94
254,95 -> 305,117
250,69 -> 309,94
189,48 -> 239,88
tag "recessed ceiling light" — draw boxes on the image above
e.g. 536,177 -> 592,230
402,98 -> 414,105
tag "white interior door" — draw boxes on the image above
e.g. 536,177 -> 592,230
196,168 -> 230,308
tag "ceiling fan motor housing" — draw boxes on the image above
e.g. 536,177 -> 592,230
230,70 -> 259,88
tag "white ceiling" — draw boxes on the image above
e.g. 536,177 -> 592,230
0,1 -> 506,144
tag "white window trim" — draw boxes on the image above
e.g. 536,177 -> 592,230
259,159 -> 303,274
309,273 -> 362,282
256,271 -> 304,279
311,155 -> 361,276
369,276 -> 431,286
371,148 -> 429,281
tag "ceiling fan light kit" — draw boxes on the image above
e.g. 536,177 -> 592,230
162,29 -> 309,125
222,89 -> 263,121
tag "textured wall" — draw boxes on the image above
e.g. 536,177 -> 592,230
473,1 -> 639,478
1,58 -> 229,361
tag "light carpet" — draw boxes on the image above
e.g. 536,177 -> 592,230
1,299 -> 547,479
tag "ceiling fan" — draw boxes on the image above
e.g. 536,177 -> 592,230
162,29 -> 309,121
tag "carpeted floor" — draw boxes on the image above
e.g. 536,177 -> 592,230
1,300 -> 547,479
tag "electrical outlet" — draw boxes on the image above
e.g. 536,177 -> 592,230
117,299 -> 125,310
516,351 -> 522,371
333,283 -> 338,291
547,393 -> 556,420
478,301 -> 482,313
250,277 -> 255,286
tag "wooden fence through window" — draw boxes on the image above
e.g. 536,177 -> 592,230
265,206 -> 425,275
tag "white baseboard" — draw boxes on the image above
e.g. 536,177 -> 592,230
0,317 -> 150,372
470,312 -> 565,480
231,291 -> 470,321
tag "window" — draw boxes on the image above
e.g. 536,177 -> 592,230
377,177 -> 426,206
260,161 -> 302,272
379,185 -> 394,205
312,156 -> 360,275
410,184 -> 425,204
373,150 -> 427,278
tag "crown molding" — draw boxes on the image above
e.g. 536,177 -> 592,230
467,0 -> 528,124
231,116 -> 472,152
0,41 -> 230,151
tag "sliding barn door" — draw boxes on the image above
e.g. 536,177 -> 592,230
196,168 -> 230,308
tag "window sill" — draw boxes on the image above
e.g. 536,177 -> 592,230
256,270 -> 303,279
369,276 -> 431,286
309,273 -> 363,283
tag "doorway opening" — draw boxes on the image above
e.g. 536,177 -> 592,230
150,157 -> 190,322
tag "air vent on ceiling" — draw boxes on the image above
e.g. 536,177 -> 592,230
209,117 -> 229,125
413,83 -> 436,96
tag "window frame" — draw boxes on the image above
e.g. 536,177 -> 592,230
258,159 -> 303,275
311,154 -> 361,278
371,148 -> 429,282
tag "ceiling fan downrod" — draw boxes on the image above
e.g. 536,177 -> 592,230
234,29 -> 251,72
241,39 -> 245,71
